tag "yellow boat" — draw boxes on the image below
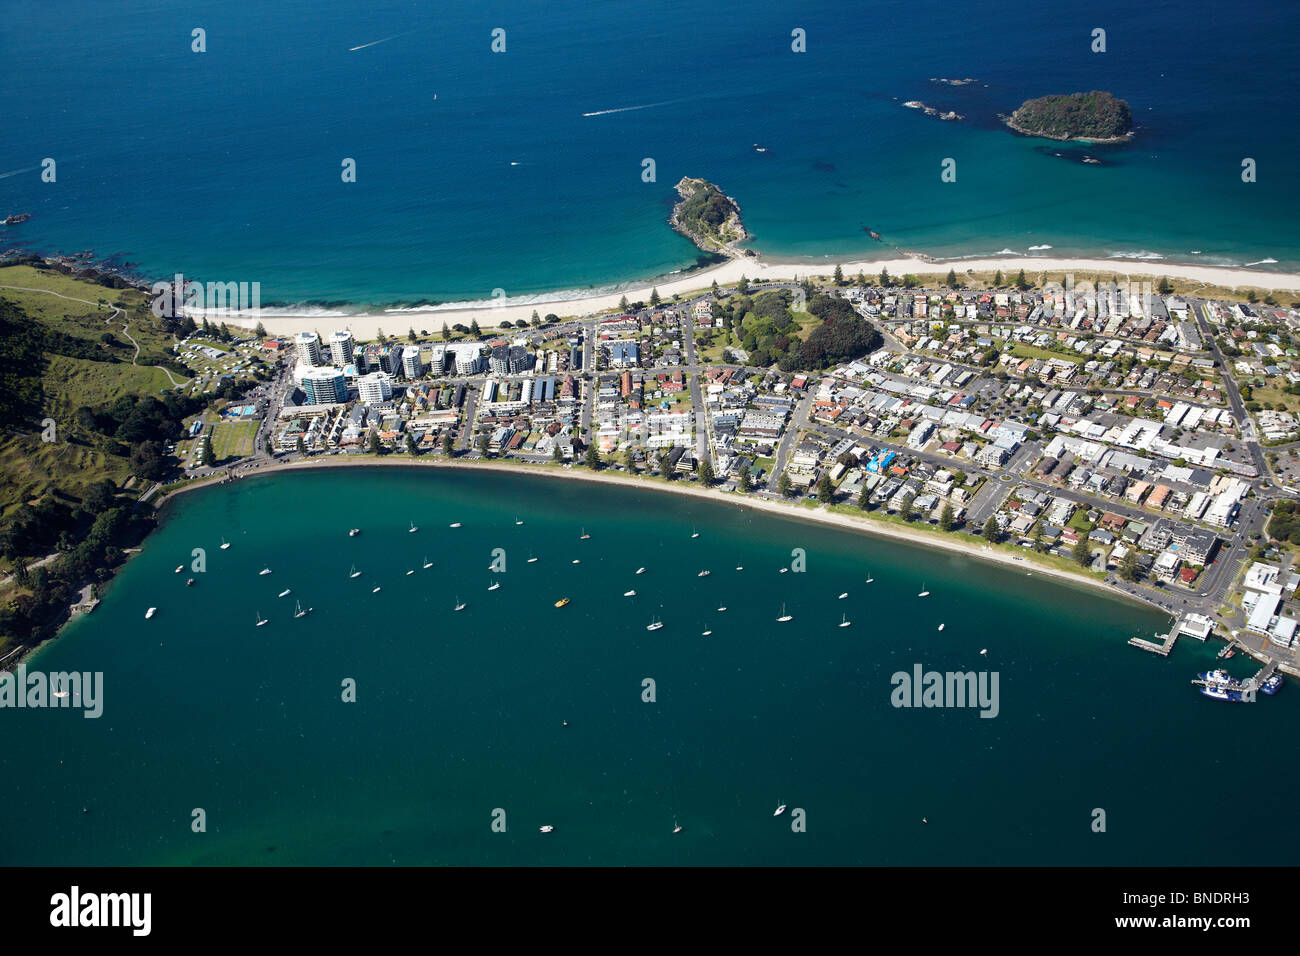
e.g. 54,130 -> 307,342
554,597 -> 570,608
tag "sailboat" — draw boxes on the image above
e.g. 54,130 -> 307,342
408,520 -> 419,533
527,553 -> 538,563
918,583 -> 930,597
406,568 -> 415,575
697,569 -> 711,577
635,567 -> 645,574
579,527 -> 590,539
220,538 -> 231,550
839,614 -> 851,628
372,586 -> 382,593
349,564 -> 362,579
259,566 -> 272,576
672,820 -> 683,835
776,604 -> 793,623
690,528 -> 699,538
572,559 -> 580,564
453,596 -> 466,611
838,592 -> 848,599
624,589 -> 636,597
293,600 -> 311,619
735,566 -> 744,571
423,556 -> 433,569
488,579 -> 501,591
717,605 -> 727,612
646,617 -> 663,631
515,516 -> 524,526
865,572 -> 875,583
701,628 -> 712,636
278,588 -> 291,598
256,611 -> 268,627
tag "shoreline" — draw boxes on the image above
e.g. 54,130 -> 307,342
219,253 -> 1300,340
235,455 -> 1167,616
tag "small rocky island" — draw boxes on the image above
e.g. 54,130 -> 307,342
1005,91 -> 1133,142
670,177 -> 749,256
903,101 -> 964,122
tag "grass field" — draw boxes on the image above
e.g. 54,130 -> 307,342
209,420 -> 258,461
0,435 -> 129,520
1005,341 -> 1088,366
42,354 -> 176,418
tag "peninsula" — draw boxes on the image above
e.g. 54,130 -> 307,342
1005,91 -> 1134,143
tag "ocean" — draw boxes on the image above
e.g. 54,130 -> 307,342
2,0 -> 1299,309
1,466 -> 1294,866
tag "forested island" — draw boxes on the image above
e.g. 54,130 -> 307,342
670,177 -> 749,256
1005,91 -> 1133,142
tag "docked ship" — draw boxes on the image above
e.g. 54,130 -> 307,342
1195,669 -> 1251,701
1261,674 -> 1283,696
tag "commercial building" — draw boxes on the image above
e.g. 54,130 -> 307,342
296,331 -> 323,366
329,330 -> 355,366
357,371 -> 394,404
300,366 -> 347,405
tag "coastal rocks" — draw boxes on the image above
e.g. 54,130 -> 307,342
929,77 -> 978,87
902,101 -> 963,122
669,177 -> 749,258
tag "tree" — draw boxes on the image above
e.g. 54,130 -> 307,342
367,431 -> 381,455
622,448 -> 635,471
1157,276 -> 1172,295
255,321 -> 267,338
619,295 -> 629,313
857,484 -> 869,510
817,475 -> 833,503
738,468 -> 752,492
1015,269 -> 1028,291
1120,548 -> 1139,581
552,444 -> 563,462
737,275 -> 749,294
295,435 -> 306,455
900,492 -> 916,521
584,445 -> 601,468
698,458 -> 715,484
833,264 -> 844,287
938,503 -> 955,531
983,516 -> 1000,542
659,455 -> 674,479
405,433 -> 418,455
442,433 -> 454,456
200,439 -> 216,467
879,267 -> 891,288
993,270 -> 1003,287
478,433 -> 491,458
777,471 -> 793,498
531,310 -> 541,327
469,319 -> 481,338
711,280 -> 720,295
441,323 -> 451,341
649,287 -> 661,308
130,441 -> 166,480
408,327 -> 417,342
1072,536 -> 1092,567
1031,524 -> 1045,552
945,268 -> 958,289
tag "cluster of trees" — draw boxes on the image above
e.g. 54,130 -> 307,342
783,294 -> 882,371
1267,500 -> 1300,546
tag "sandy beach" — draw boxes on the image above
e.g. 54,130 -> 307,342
229,254 -> 1300,341
204,454 -> 1167,615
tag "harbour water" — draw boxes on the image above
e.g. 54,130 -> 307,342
3,0 -> 1299,307
1,467 -> 1294,866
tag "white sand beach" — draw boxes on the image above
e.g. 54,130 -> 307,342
231,254 -> 1300,341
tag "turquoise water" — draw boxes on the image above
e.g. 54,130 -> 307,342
2,0 -> 1298,308
1,467 -> 1294,866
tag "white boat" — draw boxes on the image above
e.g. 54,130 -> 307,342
702,629 -> 712,636
717,606 -> 727,612
53,691 -> 70,699
979,648 -> 987,656
937,623 -> 945,631
839,614 -> 851,628
349,564 -> 362,579
779,568 -> 788,574
256,612 -> 268,627
408,521 -> 419,534
735,566 -> 743,571
449,522 -> 462,528
572,559 -> 580,564
865,574 -> 875,583
145,607 -> 157,619
635,567 -> 645,574
454,597 -> 466,611
220,538 -> 230,550
174,565 -> 183,574
515,517 -> 524,525
579,528 -> 590,539
918,584 -> 930,597
776,604 -> 792,623
259,567 -> 272,576
527,554 -> 538,563
672,821 -> 683,834
293,601 -> 311,619
690,529 -> 699,538
697,570 -> 711,577
406,569 -> 415,576
423,557 -> 433,569
348,528 -> 361,537
624,589 -> 636,597
646,618 -> 663,631
372,586 -> 381,593
539,825 -> 554,833
278,588 -> 291,597
488,580 -> 501,591
838,592 -> 848,599
774,803 -> 787,817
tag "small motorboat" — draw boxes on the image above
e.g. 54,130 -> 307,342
539,825 -> 554,834
779,568 -> 788,574
624,590 -> 636,597
372,586 -> 381,593
220,538 -> 231,550
259,567 -> 272,576
186,578 -> 196,587
278,588 -> 291,598
174,565 -> 184,574
773,803 -> 787,817
697,570 -> 711,577
937,623 -> 945,631
635,567 -> 645,575
527,554 -> 538,563
145,607 -> 157,619
406,569 -> 415,576
488,580 -> 501,591
554,597 -> 570,608
348,528 -> 361,537
838,592 -> 847,599
449,522 -> 462,528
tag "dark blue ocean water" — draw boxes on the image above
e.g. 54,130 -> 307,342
2,0 -> 1298,306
